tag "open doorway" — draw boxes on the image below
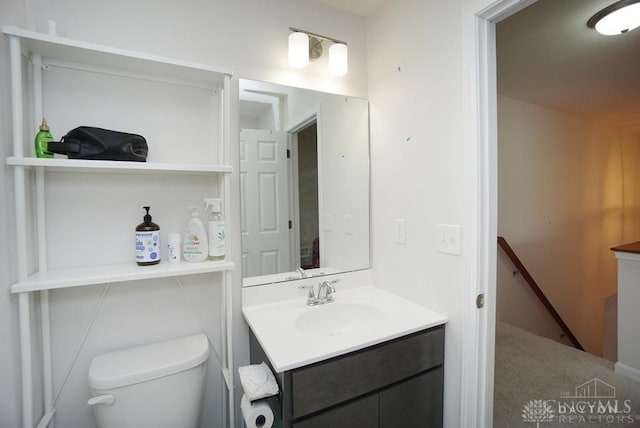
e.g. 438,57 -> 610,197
239,121 -> 321,277
494,0 -> 639,357
293,123 -> 320,269
461,0 -> 640,426
495,0 -> 640,359
491,0 -> 640,425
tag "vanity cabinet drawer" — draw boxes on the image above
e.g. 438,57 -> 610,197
379,366 -> 444,428
291,394 -> 378,428
290,326 -> 444,419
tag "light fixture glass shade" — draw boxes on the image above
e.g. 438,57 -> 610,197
328,43 -> 348,76
289,32 -> 309,68
591,2 -> 640,35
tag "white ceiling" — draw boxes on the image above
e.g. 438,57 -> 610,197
498,0 -> 640,127
314,0 -> 385,17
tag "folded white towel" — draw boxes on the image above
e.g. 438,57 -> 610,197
238,362 -> 279,401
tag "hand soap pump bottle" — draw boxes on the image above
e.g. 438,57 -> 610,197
204,198 -> 226,261
35,118 -> 54,159
183,207 -> 208,262
135,206 -> 161,266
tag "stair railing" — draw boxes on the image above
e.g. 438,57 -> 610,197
497,236 -> 584,351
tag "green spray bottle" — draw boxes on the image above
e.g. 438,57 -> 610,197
35,118 -> 54,158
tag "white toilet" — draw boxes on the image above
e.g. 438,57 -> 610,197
88,334 -> 209,428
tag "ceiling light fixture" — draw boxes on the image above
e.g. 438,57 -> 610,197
288,27 -> 348,76
587,0 -> 640,35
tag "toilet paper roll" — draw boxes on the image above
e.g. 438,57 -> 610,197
241,394 -> 274,428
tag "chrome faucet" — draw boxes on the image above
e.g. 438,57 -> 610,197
300,279 -> 339,306
296,267 -> 307,278
317,280 -> 337,302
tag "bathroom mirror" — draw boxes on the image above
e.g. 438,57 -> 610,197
239,78 -> 370,287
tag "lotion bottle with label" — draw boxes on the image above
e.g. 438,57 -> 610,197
135,206 -> 160,266
183,207 -> 208,262
204,198 -> 226,261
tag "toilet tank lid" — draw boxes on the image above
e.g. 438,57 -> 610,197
88,334 -> 209,390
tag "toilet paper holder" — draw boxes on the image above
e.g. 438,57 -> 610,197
241,394 -> 275,428
238,362 -> 279,428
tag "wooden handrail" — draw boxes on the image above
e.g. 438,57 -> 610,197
497,236 -> 584,351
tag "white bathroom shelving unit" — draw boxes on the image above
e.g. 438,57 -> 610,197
4,26 -> 236,428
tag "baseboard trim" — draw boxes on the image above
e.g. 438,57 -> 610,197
615,362 -> 640,382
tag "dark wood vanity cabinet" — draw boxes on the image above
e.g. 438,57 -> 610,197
292,394 -> 378,428
249,325 -> 445,428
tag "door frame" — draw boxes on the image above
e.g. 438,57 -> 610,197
460,0 -> 536,426
287,106 -> 321,270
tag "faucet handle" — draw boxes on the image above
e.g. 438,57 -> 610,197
304,287 -> 320,306
299,283 -> 320,305
323,279 -> 339,292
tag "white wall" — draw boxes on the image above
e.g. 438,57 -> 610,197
367,1 -> 467,426
0,1 -> 368,427
497,95 -> 640,356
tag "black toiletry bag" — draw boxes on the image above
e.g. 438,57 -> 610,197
48,126 -> 148,162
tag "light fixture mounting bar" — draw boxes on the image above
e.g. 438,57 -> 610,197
289,27 -> 346,45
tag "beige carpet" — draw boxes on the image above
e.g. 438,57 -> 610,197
493,322 -> 640,428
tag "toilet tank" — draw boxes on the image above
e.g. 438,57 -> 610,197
88,334 -> 209,428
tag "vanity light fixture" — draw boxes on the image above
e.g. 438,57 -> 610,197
587,0 -> 640,35
328,43 -> 348,76
288,31 -> 310,68
288,27 -> 348,76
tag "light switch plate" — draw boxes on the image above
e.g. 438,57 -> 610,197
345,214 -> 353,235
393,219 -> 407,244
322,214 -> 333,231
436,224 -> 461,255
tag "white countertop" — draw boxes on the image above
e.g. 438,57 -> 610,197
242,280 -> 447,373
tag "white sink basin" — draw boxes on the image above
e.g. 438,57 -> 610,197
242,285 -> 447,372
294,302 -> 384,336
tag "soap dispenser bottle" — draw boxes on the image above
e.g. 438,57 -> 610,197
183,207 -> 208,262
135,206 -> 161,266
204,198 -> 226,261
35,118 -> 54,159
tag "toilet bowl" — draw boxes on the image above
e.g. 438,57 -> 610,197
88,334 -> 209,428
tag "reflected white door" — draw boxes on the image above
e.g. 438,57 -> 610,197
240,129 -> 290,277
